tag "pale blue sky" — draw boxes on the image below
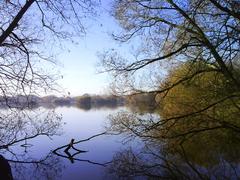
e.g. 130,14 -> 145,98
56,1 -> 122,96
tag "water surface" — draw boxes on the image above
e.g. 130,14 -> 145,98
1,106 -> 240,180
0,107 -> 136,180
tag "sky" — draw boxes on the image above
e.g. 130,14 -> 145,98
56,1 -> 122,97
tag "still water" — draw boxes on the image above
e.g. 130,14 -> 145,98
1,106 -> 240,179
0,107 -> 139,180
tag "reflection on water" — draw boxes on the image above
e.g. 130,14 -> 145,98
0,106 -> 239,179
52,132 -> 110,166
0,108 -> 63,179
0,107 -> 127,180
106,110 -> 240,179
106,133 -> 240,179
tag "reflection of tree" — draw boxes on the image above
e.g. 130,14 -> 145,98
106,145 -> 240,179
0,109 -> 62,149
0,108 -> 116,179
0,108 -> 63,180
53,132 -> 110,167
105,109 -> 240,179
8,153 -> 63,180
76,95 -> 92,111
101,2 -> 240,177
108,62 -> 240,142
126,93 -> 157,114
105,131 -> 240,179
75,95 -> 124,111
153,62 -> 240,140
105,64 -> 240,148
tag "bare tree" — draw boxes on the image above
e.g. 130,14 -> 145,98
0,0 -> 98,98
101,0 -> 240,93
99,0 -> 240,142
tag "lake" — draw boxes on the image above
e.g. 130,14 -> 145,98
0,106 -> 239,180
0,106 -> 139,180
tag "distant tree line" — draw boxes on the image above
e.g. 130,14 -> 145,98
0,0 -> 98,103
0,94 -> 126,109
76,94 -> 125,110
100,0 -> 240,139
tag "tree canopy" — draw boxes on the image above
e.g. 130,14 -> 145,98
0,0 -> 97,99
101,0 -> 240,94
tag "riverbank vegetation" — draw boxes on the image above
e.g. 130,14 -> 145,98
101,0 -> 240,140
102,1 -> 240,178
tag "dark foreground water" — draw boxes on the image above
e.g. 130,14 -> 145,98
0,106 -> 240,180
0,107 -> 139,180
